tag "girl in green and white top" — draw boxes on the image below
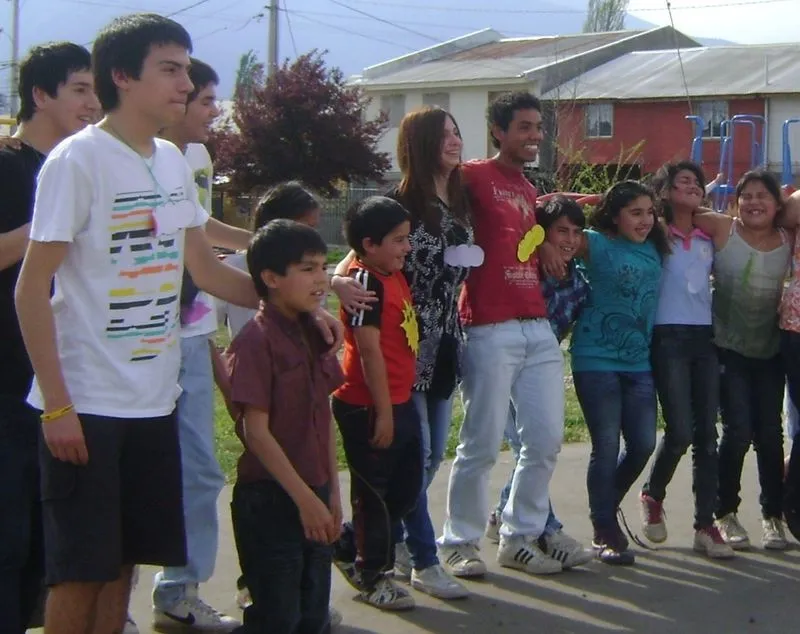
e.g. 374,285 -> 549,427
692,170 -> 792,552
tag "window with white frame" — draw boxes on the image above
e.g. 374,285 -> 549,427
422,92 -> 450,111
696,101 -> 729,138
380,94 -> 406,128
585,103 -> 614,138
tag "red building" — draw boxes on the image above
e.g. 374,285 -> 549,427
542,45 -> 800,186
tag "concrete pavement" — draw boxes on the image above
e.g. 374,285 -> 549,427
129,441 -> 800,633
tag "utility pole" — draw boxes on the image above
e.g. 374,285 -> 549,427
267,0 -> 279,78
9,0 -> 20,121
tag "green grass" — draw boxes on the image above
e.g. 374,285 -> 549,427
212,325 -> 597,481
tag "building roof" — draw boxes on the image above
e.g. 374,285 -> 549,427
541,43 -> 800,101
352,26 -> 698,90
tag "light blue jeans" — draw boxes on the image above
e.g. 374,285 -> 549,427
411,391 -> 453,486
498,405 -> 563,536
153,334 -> 225,609
440,319 -> 564,545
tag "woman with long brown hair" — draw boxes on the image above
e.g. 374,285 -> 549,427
332,106 -> 476,603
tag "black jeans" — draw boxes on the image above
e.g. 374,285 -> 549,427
716,347 -> 785,519
0,396 -> 45,634
332,398 -> 422,588
231,480 -> 332,634
780,330 -> 800,512
643,326 -> 719,529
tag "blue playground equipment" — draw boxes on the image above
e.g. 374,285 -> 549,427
685,115 -> 706,165
714,114 -> 767,211
782,118 -> 800,189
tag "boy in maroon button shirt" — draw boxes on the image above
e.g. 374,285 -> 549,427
225,219 -> 344,634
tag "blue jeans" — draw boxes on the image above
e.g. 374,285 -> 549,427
497,405 -> 562,535
0,396 -> 44,634
398,392 -> 454,570
441,319 -> 564,545
231,480 -> 332,634
153,335 -> 225,608
573,370 -> 657,529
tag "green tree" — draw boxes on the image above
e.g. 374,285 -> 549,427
583,0 -> 629,32
234,50 -> 263,100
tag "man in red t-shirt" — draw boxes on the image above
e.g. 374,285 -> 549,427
438,92 -> 585,578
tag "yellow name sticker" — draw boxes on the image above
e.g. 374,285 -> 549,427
517,225 -> 545,263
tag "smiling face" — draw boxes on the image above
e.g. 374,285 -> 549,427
439,114 -> 463,174
38,70 -> 100,137
546,215 -> 583,264
614,195 -> 656,243
363,220 -> 412,274
181,82 -> 220,144
669,168 -> 704,211
737,179 -> 779,230
492,107 -> 544,166
116,43 -> 194,130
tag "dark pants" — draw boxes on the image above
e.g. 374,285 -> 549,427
0,396 -> 45,634
573,371 -> 657,529
332,398 -> 422,587
231,480 -> 332,634
643,326 -> 720,529
780,330 -> 800,512
716,347 -> 785,519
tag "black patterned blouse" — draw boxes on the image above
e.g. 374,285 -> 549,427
396,196 -> 474,392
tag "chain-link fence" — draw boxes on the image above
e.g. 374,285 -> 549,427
317,187 -> 381,245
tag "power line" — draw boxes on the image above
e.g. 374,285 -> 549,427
326,0 -> 440,43
165,0 -> 215,18
291,11 -> 415,50
284,0 -> 299,57
59,0 -> 250,23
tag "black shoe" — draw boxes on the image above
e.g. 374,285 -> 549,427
333,522 -> 366,591
592,524 -> 635,566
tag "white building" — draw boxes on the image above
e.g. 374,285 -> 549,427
350,26 -> 698,178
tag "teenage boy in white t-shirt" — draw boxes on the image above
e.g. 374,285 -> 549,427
14,14 -> 259,634
151,57 -> 241,629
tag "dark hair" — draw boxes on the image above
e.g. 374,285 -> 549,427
18,42 -> 92,123
487,91 -> 541,149
187,57 -> 218,105
93,13 -> 192,112
252,181 -> 320,231
735,169 -> 784,215
344,196 -> 411,255
588,180 -> 671,256
246,219 -> 327,299
535,195 -> 586,231
395,106 -> 469,230
651,161 -> 706,224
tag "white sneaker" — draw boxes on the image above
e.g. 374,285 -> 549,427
484,512 -> 501,544
394,542 -> 412,579
693,525 -> 736,559
329,606 -> 343,628
235,585 -> 251,610
153,587 -> 241,632
640,493 -> 668,543
359,576 -> 415,611
410,564 -> 469,600
542,530 -> 594,569
715,513 -> 751,550
761,517 -> 789,550
124,614 -> 140,634
439,543 -> 488,578
497,535 -> 562,575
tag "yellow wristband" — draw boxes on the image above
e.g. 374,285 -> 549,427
41,403 -> 75,423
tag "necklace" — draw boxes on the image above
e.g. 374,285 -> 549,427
101,122 -> 174,207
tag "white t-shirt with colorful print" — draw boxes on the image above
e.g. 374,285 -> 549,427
27,125 -> 208,418
180,142 -> 218,339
